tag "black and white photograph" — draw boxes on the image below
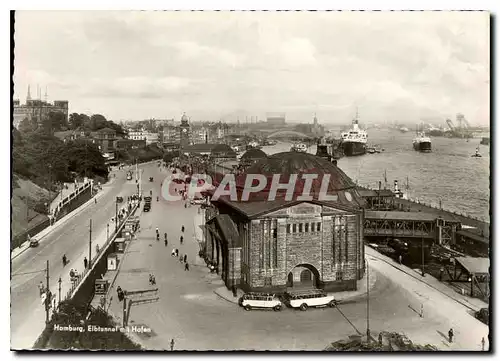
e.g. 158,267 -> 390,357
9,9 -> 490,351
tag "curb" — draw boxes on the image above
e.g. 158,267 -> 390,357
213,289 -> 239,305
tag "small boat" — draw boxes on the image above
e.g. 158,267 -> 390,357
367,147 -> 376,154
471,147 -> 482,158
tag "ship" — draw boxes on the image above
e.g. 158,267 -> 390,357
291,143 -> 307,152
316,137 -> 343,161
480,137 -> 490,145
340,110 -> 367,156
399,126 -> 409,133
412,131 -> 432,152
427,127 -> 445,137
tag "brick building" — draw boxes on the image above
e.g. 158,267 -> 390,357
204,152 -> 367,294
13,86 -> 69,129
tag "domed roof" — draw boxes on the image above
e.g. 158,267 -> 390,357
230,152 -> 364,207
240,148 -> 267,161
211,144 -> 236,157
181,113 -> 189,122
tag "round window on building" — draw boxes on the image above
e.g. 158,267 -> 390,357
345,191 -> 352,202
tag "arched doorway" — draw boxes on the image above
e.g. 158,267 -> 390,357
300,269 -> 313,285
287,264 -> 320,290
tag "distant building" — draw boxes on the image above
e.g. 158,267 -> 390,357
266,112 -> 286,126
160,124 -> 180,144
127,129 -> 158,144
191,125 -> 209,144
93,128 -> 117,153
115,138 -> 147,150
13,86 -> 69,129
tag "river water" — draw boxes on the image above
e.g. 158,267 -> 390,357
260,128 -> 490,222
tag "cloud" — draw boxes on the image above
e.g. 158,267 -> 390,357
12,11 -> 490,124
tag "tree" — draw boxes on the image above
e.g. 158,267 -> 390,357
18,117 -> 35,133
69,113 -> 84,129
41,111 -> 67,134
89,114 -> 107,131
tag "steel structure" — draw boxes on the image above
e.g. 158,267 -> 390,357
363,211 -> 460,245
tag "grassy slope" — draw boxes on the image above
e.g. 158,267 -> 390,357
11,174 -> 51,237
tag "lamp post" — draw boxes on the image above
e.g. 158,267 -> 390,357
421,237 -> 425,277
45,260 -> 50,324
115,198 -> 119,233
107,223 -> 109,241
365,259 -> 370,340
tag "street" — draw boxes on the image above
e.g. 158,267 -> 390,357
10,162 -> 158,349
107,165 -> 490,351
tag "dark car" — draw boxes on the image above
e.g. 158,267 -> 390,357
144,196 -> 152,203
149,177 -> 154,182
476,307 -> 489,325
116,196 -> 124,203
143,204 -> 151,212
29,238 -> 39,248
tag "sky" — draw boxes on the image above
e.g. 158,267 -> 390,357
13,11 -> 490,125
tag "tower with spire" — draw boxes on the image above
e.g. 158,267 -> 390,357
26,85 -> 32,103
179,112 -> 191,148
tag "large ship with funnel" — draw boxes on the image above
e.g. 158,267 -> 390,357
340,110 -> 368,156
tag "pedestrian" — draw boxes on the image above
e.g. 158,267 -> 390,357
398,254 -> 402,265
175,248 -> 179,257
38,281 -> 44,297
179,253 -> 183,263
181,225 -> 185,233
117,286 -> 123,301
482,337 -> 486,351
149,274 -> 153,285
95,198 -> 97,204
151,275 -> 156,285
185,262 -> 189,271
84,257 -> 88,269
170,338 -> 175,351
180,236 -> 183,245
448,328 -> 454,343
439,267 -> 444,281
96,244 -> 100,254
378,332 -> 383,346
171,248 -> 176,257
184,254 -> 187,263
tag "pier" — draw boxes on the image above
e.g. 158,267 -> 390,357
357,186 -> 489,256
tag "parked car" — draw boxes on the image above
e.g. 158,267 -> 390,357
29,237 -> 39,248
116,196 -> 124,203
239,292 -> 283,311
476,307 -> 489,325
149,177 -> 154,182
283,289 -> 337,311
143,204 -> 151,212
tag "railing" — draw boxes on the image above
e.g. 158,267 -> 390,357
62,202 -> 139,301
53,181 -> 92,219
357,184 -> 489,224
